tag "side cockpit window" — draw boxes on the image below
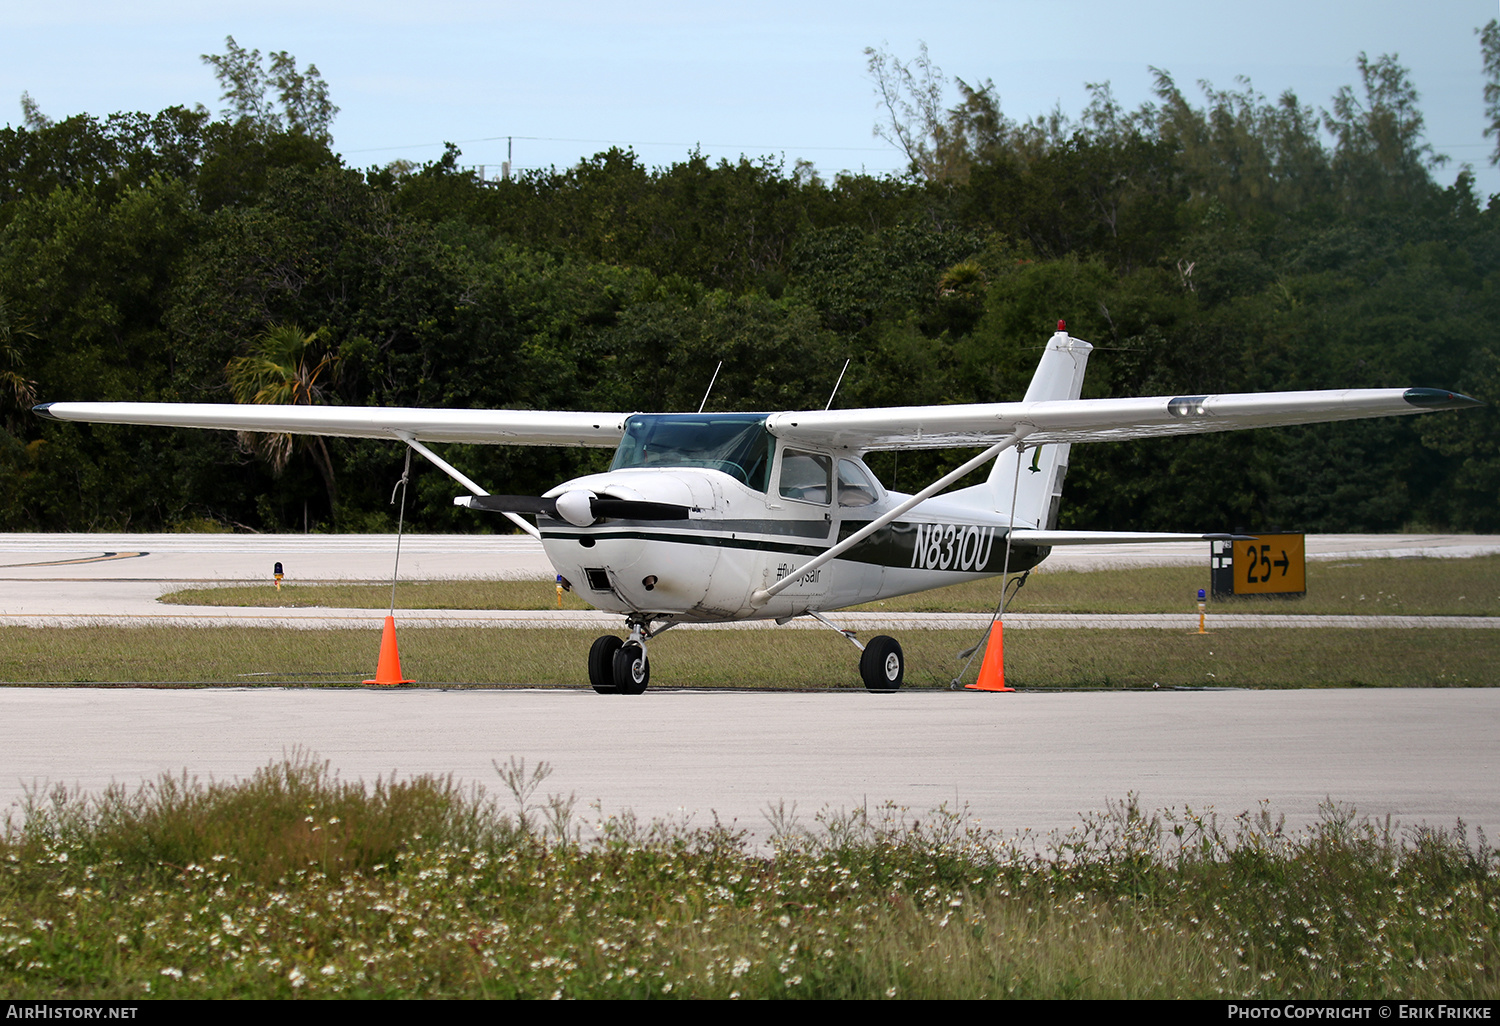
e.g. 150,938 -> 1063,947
778,449 -> 832,505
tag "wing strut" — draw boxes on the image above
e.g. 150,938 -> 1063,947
396,433 -> 542,540
750,427 -> 1034,607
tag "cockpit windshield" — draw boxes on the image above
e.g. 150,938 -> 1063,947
610,413 -> 773,492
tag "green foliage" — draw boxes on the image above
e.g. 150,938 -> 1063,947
1417,346 -> 1500,529
1324,53 -> 1444,212
1483,20 -> 1500,166
226,322 -> 341,516
201,36 -> 339,146
1,42 -> 1494,531
603,288 -> 841,412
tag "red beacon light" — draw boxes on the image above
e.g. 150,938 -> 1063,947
1057,319 -> 1066,331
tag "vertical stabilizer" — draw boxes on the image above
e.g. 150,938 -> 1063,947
981,326 -> 1093,526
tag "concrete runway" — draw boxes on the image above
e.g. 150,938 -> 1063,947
2,532 -> 1498,839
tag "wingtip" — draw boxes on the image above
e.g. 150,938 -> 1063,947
31,402 -> 58,421
1403,388 -> 1484,410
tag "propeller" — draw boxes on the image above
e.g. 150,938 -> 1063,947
456,490 -> 694,526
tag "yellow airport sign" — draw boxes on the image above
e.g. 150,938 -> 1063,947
1230,534 -> 1306,596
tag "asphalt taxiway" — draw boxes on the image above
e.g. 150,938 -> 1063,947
2,686 -> 1496,842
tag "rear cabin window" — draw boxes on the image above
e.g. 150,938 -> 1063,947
837,459 -> 879,507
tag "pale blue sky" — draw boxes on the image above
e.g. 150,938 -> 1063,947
5,0 -> 1499,194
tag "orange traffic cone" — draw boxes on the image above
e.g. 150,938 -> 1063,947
965,621 -> 1014,692
364,615 -> 414,686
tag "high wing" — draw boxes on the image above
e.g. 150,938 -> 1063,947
764,387 -> 1481,451
32,341 -> 1482,456
32,402 -> 629,447
33,387 -> 1478,453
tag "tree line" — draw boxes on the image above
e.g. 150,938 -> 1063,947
1,35 -> 1497,534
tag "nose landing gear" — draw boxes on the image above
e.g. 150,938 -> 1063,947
613,641 -> 649,694
588,621 -> 655,694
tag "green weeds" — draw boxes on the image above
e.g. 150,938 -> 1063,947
2,756 -> 1495,998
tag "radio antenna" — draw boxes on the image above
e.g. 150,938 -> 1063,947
825,358 -> 852,410
697,360 -> 723,413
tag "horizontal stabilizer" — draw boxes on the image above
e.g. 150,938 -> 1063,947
1009,530 -> 1255,545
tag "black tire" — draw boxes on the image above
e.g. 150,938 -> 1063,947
860,635 -> 904,692
588,635 -> 623,693
613,641 -> 650,695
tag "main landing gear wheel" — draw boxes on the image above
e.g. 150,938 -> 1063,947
589,635 -> 623,694
613,641 -> 650,695
860,635 -> 904,692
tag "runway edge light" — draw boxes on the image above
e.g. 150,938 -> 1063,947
966,622 -> 1014,692
364,615 -> 414,686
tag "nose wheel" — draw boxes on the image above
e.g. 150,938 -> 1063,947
614,641 -> 649,694
588,635 -> 650,694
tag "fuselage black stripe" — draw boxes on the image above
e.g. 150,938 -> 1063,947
540,523 -> 1045,574
541,528 -> 828,559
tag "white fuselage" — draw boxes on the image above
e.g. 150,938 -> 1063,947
539,464 -> 1045,624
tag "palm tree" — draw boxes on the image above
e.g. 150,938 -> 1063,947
226,323 -> 340,521
0,300 -> 36,409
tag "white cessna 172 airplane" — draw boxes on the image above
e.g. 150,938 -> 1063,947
34,324 -> 1481,693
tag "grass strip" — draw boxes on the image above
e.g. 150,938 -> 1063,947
862,554 -> 1500,616
159,579 -> 596,611
2,625 -> 1496,688
2,753 -> 1495,999
158,555 -> 1500,616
